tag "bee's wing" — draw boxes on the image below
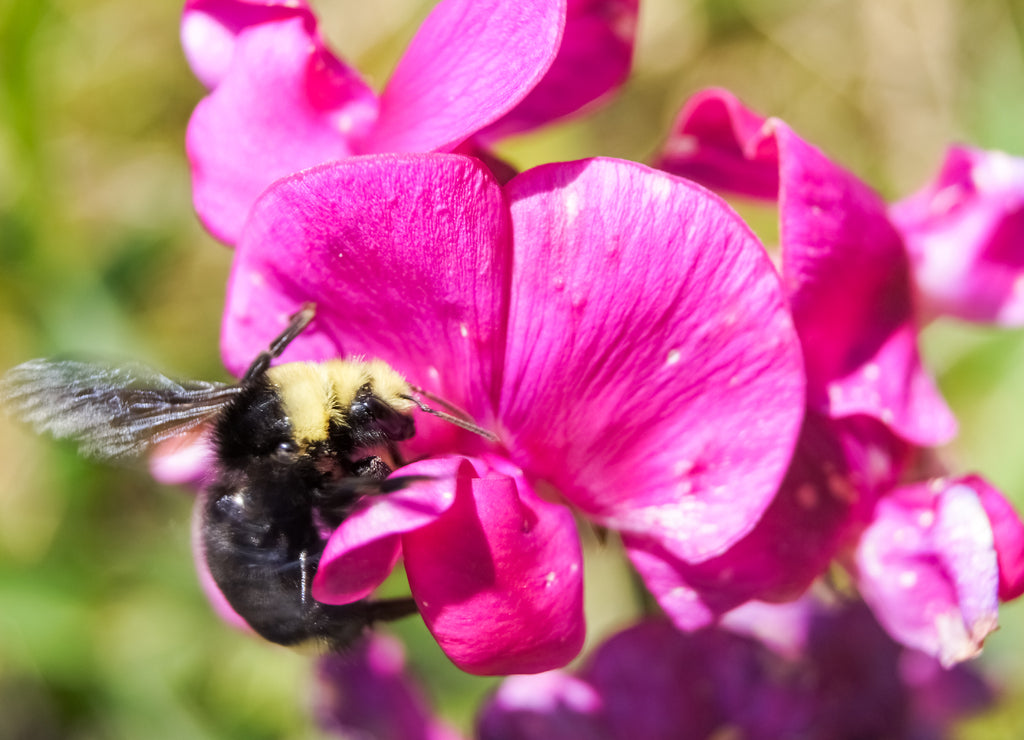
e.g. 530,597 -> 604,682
1,359 -> 242,459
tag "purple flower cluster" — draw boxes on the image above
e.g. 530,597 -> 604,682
169,0 -> 1024,734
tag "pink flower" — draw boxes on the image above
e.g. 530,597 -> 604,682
643,87 -> 951,632
890,145 -> 1024,325
650,88 -> 1024,664
182,0 -> 638,244
219,152 -> 805,674
478,602 -> 994,740
315,633 -> 464,740
855,474 -> 1024,666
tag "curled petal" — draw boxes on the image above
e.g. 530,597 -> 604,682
855,478 -> 1001,666
186,13 -> 376,243
657,88 -> 955,447
477,0 -> 639,142
402,458 -> 585,675
890,145 -> 1024,325
968,474 -> 1024,601
502,157 -> 805,563
222,153 -> 510,453
316,634 -> 465,740
368,0 -> 567,153
655,87 -> 779,200
312,458 -> 463,605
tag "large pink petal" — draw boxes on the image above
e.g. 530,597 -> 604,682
366,0 -> 566,153
476,0 -> 639,142
501,157 -> 805,563
181,0 -> 315,89
657,89 -> 956,447
855,478 -> 1001,666
890,145 -> 1024,325
222,154 -> 509,452
186,15 -> 376,243
402,457 -> 585,675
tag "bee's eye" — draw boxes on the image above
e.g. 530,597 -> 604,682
278,440 -> 298,453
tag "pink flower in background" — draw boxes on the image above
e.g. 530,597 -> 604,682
182,0 -> 638,244
890,145 -> 1024,325
477,603 -> 994,740
855,474 -> 1024,666
650,88 -> 1024,662
315,633 -> 464,740
218,152 -> 805,673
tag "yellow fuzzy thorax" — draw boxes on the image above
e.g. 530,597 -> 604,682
265,359 -> 414,447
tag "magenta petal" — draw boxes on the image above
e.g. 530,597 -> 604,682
477,0 -> 639,141
367,0 -> 566,153
655,88 -> 780,200
186,15 -> 376,243
312,458 -> 464,605
181,0 -> 315,89
891,145 -> 1024,325
502,158 -> 805,563
775,126 -> 956,446
402,458 -> 585,675
222,154 -> 510,450
627,413 -> 908,630
477,672 -> 611,740
968,474 -> 1024,601
855,478 -> 1001,666
657,89 -> 956,447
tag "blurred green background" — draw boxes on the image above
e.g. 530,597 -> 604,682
1,0 -> 1023,737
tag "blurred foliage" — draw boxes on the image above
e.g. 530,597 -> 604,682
0,0 -> 1023,737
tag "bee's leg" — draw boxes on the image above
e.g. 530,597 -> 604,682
242,303 -> 316,382
363,597 -> 419,623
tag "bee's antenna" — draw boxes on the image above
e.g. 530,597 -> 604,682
401,388 -> 498,442
242,303 -> 317,382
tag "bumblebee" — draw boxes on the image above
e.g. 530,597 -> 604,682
1,305 -> 493,651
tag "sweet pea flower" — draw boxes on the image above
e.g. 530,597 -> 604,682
651,88 -> 1024,664
182,0 -> 638,244
855,474 -> 1024,666
478,603 -> 994,740
217,152 -> 806,673
315,633 -> 464,740
639,87 -> 949,632
890,145 -> 1024,325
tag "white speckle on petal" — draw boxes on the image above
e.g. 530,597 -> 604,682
917,510 -> 935,528
899,570 -> 918,588
544,571 -> 557,587
427,366 -> 440,381
666,349 -> 682,366
459,323 -> 469,338
565,191 -> 581,223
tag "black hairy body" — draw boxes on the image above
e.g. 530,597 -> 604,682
202,375 -> 417,650
0,305 -> 498,653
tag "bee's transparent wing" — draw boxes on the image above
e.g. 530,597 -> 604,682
0,359 -> 242,459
